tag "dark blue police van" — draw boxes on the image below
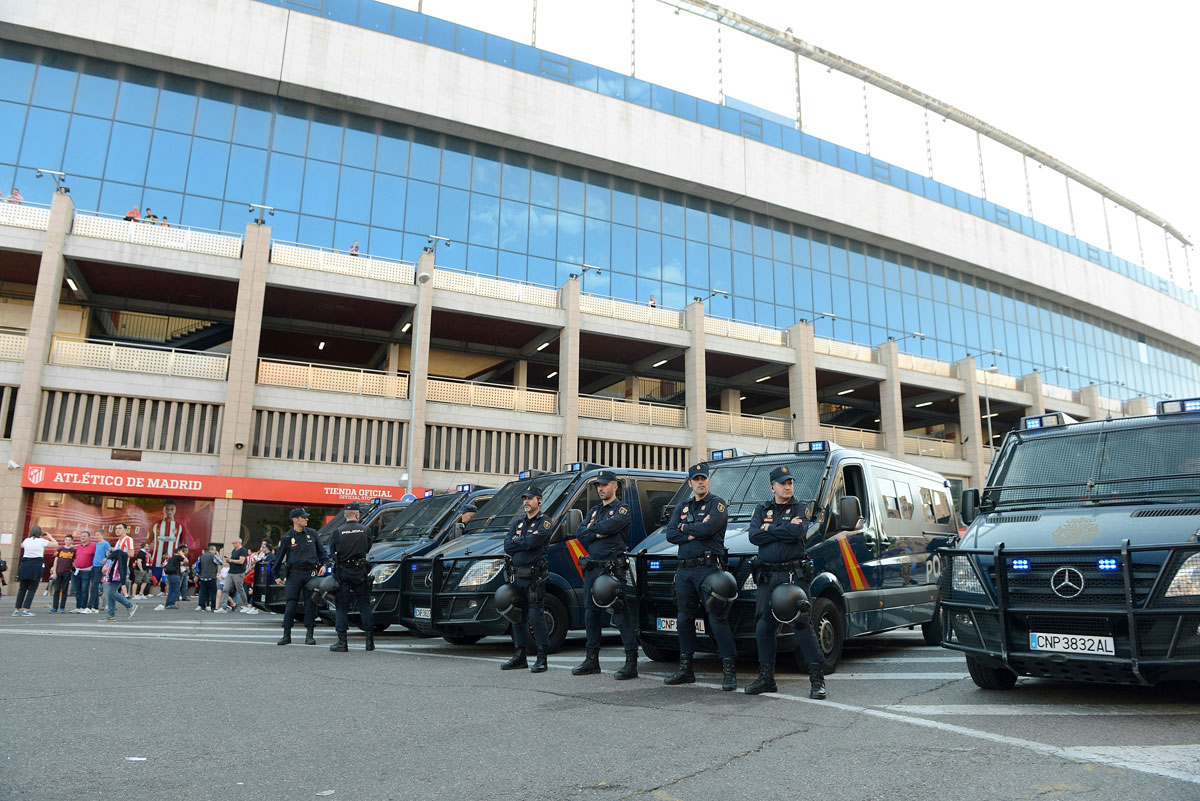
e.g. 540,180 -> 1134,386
941,400 -> 1200,688
393,463 -> 683,650
636,443 -> 959,671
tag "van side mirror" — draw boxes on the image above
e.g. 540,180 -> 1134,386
446,522 -> 465,542
961,489 -> 980,525
659,505 -> 672,524
553,508 -> 584,543
837,496 -> 862,531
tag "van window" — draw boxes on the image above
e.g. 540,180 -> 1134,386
880,478 -> 901,519
635,479 -> 681,533
931,488 -> 953,525
919,487 -> 936,522
832,463 -> 870,526
562,481 -> 603,538
895,481 -> 914,520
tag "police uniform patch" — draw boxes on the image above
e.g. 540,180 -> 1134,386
717,502 -> 725,512
290,537 -> 296,546
543,520 -> 552,529
781,466 -> 789,474
619,506 -> 628,515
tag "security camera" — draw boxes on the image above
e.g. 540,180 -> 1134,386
6,459 -> 19,470
416,272 -> 432,285
234,442 -> 245,450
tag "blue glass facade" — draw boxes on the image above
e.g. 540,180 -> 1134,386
0,38 -> 1197,401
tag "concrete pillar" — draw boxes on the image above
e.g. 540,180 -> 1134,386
787,321 -> 820,442
405,251 -> 435,493
877,339 -> 905,460
1125,396 -> 1151,417
719,388 -> 741,416
624,374 -> 637,400
1022,371 -> 1045,416
514,360 -> 528,389
0,192 -> 73,574
1080,384 -> 1102,421
956,356 -> 987,488
558,278 -> 580,464
385,343 -> 401,375
684,302 -> 707,463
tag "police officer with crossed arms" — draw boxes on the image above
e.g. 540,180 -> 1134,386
664,463 -> 740,691
499,485 -> 553,674
328,501 -> 376,653
746,465 -> 827,698
571,470 -> 639,680
274,508 -> 328,646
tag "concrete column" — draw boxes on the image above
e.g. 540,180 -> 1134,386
684,302 -> 707,463
1080,384 -> 1102,421
787,321 -> 820,442
405,251 -> 435,493
1022,371 -> 1045,416
877,339 -> 905,460
0,192 -> 73,574
513,360 -> 528,389
558,278 -> 580,464
956,356 -> 987,488
1125,396 -> 1151,417
719,388 -> 741,416
624,374 -> 637,400
385,343 -> 401,375
211,498 -> 244,549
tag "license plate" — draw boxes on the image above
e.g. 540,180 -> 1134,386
656,617 -> 705,634
1029,632 -> 1115,656
414,607 -> 431,620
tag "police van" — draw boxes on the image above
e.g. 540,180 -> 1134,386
393,463 -> 683,650
329,486 -> 497,632
940,400 -> 1200,688
635,443 -> 958,671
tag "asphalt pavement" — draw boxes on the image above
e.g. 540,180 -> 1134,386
1,590 -> 1197,801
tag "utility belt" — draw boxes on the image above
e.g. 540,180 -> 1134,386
580,553 -> 627,575
339,556 -> 367,571
677,552 -> 725,570
509,559 -> 549,581
750,556 -> 814,582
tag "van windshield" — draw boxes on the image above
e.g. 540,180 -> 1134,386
377,494 -> 460,542
664,455 -> 829,522
986,420 -> 1200,508
464,476 -> 575,535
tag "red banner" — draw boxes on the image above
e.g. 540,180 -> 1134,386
21,464 -> 425,505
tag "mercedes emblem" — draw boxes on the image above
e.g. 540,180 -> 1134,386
1050,566 -> 1085,599
424,571 -> 433,588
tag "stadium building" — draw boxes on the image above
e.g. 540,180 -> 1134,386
1,0 -> 1198,556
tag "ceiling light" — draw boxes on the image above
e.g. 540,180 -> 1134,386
755,375 -> 773,383
983,412 -> 999,418
318,341 -> 325,350
400,322 -> 411,333
652,359 -> 668,367
739,395 -> 746,401
65,277 -> 79,291
873,418 -> 881,423
536,342 -> 550,351
546,371 -> 558,379
914,401 -> 932,408
837,388 -> 855,396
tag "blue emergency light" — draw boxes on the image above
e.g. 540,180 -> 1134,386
565,462 -> 583,472
423,489 -> 434,498
1158,397 -> 1200,415
794,441 -> 829,453
456,484 -> 473,492
410,563 -> 418,571
649,561 -> 661,570
1011,558 -> 1031,571
1020,412 -> 1077,430
1098,557 -> 1119,571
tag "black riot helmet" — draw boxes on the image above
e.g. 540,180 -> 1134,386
494,582 -> 523,624
316,574 -> 340,598
304,574 -> 324,594
700,570 -> 738,620
769,583 -> 812,625
591,573 -> 624,609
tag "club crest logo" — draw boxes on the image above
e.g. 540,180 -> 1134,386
27,466 -> 45,485
1051,517 -> 1099,545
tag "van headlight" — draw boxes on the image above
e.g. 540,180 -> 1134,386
627,555 -> 638,586
951,556 -> 986,595
1164,552 -> 1200,597
460,559 -> 506,589
369,563 -> 400,585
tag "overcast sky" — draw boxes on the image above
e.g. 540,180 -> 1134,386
390,0 -> 1198,287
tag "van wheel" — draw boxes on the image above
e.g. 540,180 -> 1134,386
639,641 -> 679,663
966,656 -> 1018,690
442,634 -> 483,645
800,596 -> 844,674
921,608 -> 942,646
535,594 -> 569,654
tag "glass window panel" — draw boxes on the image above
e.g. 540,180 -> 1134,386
468,192 -> 500,247
342,116 -> 377,170
144,129 -> 190,191
530,159 -> 557,207
141,189 -> 183,227
73,61 -> 119,118
308,108 -> 343,163
793,266 -> 812,313
19,107 -> 69,170
612,224 -> 635,272
582,268 -> 609,296
370,227 -> 404,259
265,152 -> 304,213
409,130 -> 441,183
456,24 -> 485,57
114,67 -> 157,125
155,75 -> 197,133
637,230 -> 661,278
233,92 -> 272,148
336,165 -> 373,224
831,277 -> 851,318
637,187 -> 660,232
499,199 -> 529,252
180,194 -> 222,231
585,177 -> 609,220
708,246 -> 731,292
501,156 -> 530,202
772,228 -> 791,263
99,181 -> 143,220
732,209 -> 752,253
371,172 -> 406,229
32,53 -> 79,110
321,0 -> 357,24
609,271 -> 635,301
685,206 -> 707,242
812,272 -> 832,317
436,185 -> 469,242
611,179 -> 635,226
752,256 -> 772,298
334,221 -> 370,254
774,259 -> 793,302
829,237 -> 848,277
810,234 -> 829,272
485,33 -> 513,66
273,99 -> 309,155
597,68 -> 625,99
194,84 -> 234,141
497,250 -> 526,281
730,252 -> 752,297
570,61 -> 597,92
584,217 -> 610,268
471,146 -> 501,195
299,159 -> 338,217
709,207 -> 731,248
0,102 -> 26,164
558,211 -> 584,264
268,210 -> 298,243
0,43 -> 36,103
849,280 -> 868,323
64,175 -> 99,214
662,235 -> 684,285
559,167 -> 584,214
685,240 -> 708,288
661,191 -> 684,237
848,247 -> 867,282
392,7 -> 425,41
298,214 -> 334,248
755,301 -> 775,326
357,0 -> 393,31
441,137 -> 472,189
467,244 -> 498,275
102,122 -> 152,185
185,137 -> 229,198
61,114 -> 111,179
225,144 -> 267,206
528,256 -> 555,286
753,219 -> 772,257
528,205 -> 556,258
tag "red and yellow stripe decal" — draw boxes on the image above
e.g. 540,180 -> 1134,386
836,534 -> 870,591
566,539 -> 588,579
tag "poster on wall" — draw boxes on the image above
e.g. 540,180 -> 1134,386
26,492 -> 213,567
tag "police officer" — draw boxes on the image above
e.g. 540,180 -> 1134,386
745,466 -> 827,698
273,508 -> 328,646
571,470 -> 639,680
328,502 -> 375,653
500,485 -> 553,673
664,464 -> 739,691
458,504 -> 478,526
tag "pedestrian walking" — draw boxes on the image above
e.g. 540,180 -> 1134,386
100,525 -> 138,621
221,537 -> 250,613
196,544 -> 222,611
155,546 -> 188,609
48,534 -> 76,613
87,532 -> 111,611
328,503 -> 374,652
129,544 -> 151,598
499,485 -> 552,673
274,509 -> 327,646
14,526 -> 58,616
70,531 -> 95,613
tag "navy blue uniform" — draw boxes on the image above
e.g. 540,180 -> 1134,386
577,498 -> 637,651
329,521 -> 374,635
276,526 -> 328,631
666,493 -> 737,659
749,499 -> 824,667
503,512 -> 552,650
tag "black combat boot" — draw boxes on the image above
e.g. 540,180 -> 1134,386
530,647 -> 549,673
613,649 -> 639,681
501,648 -> 528,670
329,631 -> 348,652
365,632 -> 375,652
721,658 -> 738,691
304,627 -> 317,645
663,654 -> 695,685
809,663 -> 827,699
276,629 -> 291,646
571,648 -> 601,675
744,664 -> 776,695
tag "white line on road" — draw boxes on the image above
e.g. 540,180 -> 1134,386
888,704 -> 1200,717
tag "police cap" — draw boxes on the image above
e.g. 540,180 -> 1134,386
769,466 -> 794,484
343,501 -> 363,512
462,503 -> 478,513
520,485 -> 543,499
596,470 -> 619,484
289,507 -> 310,519
688,464 -> 710,480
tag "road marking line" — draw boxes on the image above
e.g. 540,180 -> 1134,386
888,704 -> 1200,717
1059,746 -> 1200,782
821,672 -> 969,680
